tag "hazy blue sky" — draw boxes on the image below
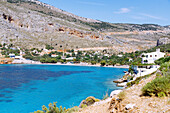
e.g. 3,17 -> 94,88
39,0 -> 170,25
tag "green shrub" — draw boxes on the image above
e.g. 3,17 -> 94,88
67,106 -> 79,113
126,82 -> 132,87
100,60 -> 106,66
155,56 -> 170,65
40,58 -> 46,63
91,61 -> 96,65
127,76 -> 133,81
33,102 -> 72,113
127,71 -> 156,87
117,91 -> 126,100
156,72 -> 162,77
142,75 -> 170,97
80,104 -> 87,108
158,92 -> 166,97
142,61 -> 170,97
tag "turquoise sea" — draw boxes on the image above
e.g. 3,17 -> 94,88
0,64 -> 127,113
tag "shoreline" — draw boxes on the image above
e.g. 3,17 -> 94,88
10,60 -> 129,69
39,63 -> 129,69
76,69 -> 168,113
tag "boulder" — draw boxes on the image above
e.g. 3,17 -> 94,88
116,82 -> 127,87
79,96 -> 100,108
110,90 -> 122,98
125,104 -> 135,110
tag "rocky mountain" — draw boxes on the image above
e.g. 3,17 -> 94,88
0,0 -> 170,53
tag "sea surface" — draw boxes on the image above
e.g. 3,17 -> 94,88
0,64 -> 127,113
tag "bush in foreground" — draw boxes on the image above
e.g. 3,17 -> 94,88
142,61 -> 170,97
117,91 -> 126,100
142,75 -> 170,97
33,102 -> 79,113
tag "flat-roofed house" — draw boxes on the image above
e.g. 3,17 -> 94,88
141,49 -> 165,64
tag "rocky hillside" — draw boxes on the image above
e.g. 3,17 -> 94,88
0,0 -> 170,53
76,73 -> 169,113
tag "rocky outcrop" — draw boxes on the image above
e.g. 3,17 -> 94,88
109,98 -> 137,113
58,26 -> 102,40
157,37 -> 170,46
2,13 -> 14,23
109,98 -> 124,113
79,96 -> 100,108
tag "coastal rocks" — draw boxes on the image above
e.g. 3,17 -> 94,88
109,98 -> 136,113
117,82 -> 127,87
109,98 -> 124,112
110,90 -> 122,98
93,97 -> 112,106
125,104 -> 135,110
113,79 -> 127,83
79,96 -> 100,108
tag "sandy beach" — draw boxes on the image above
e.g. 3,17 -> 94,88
11,59 -> 129,69
34,62 -> 129,69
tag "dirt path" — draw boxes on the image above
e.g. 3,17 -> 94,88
76,74 -> 170,113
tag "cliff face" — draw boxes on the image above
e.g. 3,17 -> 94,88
0,0 -> 170,53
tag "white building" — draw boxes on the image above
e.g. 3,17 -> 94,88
133,65 -> 159,77
66,57 -> 76,61
65,52 -> 72,56
51,54 -> 58,58
104,54 -> 110,57
141,49 -> 165,64
32,50 -> 39,54
118,54 -> 123,57
9,53 -> 15,58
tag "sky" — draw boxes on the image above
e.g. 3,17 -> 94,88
39,0 -> 170,25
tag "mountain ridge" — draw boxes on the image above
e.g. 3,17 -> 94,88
0,0 -> 170,53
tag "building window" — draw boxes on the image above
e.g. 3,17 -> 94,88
155,55 -> 157,57
146,55 -> 148,58
150,55 -> 152,57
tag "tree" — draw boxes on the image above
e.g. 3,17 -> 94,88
60,59 -> 64,63
71,49 -> 74,52
100,60 -> 106,66
51,58 -> 57,63
3,43 -> 6,47
66,54 -> 71,58
72,52 -> 75,57
91,61 -> 96,65
40,58 -> 46,63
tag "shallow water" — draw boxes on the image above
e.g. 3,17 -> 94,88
0,64 -> 127,113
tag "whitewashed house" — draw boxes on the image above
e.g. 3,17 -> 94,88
65,52 -> 72,56
131,48 -> 165,78
104,54 -> 110,57
118,54 -> 123,57
32,50 -> 39,54
66,57 -> 76,61
141,49 -> 165,64
9,53 -> 15,58
51,54 -> 58,58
